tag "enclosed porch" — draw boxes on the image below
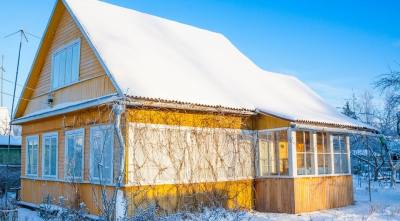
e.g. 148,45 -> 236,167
254,125 -> 353,213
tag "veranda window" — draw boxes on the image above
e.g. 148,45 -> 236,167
296,131 -> 315,175
52,39 -> 80,89
42,132 -> 58,178
26,136 -> 38,176
317,132 -> 332,174
90,125 -> 113,184
333,135 -> 349,174
65,129 -> 84,180
258,130 -> 288,176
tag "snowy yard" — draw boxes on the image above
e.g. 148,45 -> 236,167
18,178 -> 400,221
250,183 -> 400,221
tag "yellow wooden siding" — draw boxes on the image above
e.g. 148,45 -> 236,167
21,178 -> 253,216
127,108 -> 254,130
293,175 -> 353,213
255,175 -> 353,214
22,2 -> 116,116
123,179 -> 254,214
21,107 -> 115,180
255,114 -> 290,130
21,178 -> 114,215
255,178 -> 295,213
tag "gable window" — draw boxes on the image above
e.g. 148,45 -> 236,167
52,39 -> 80,89
26,136 -> 39,176
42,132 -> 58,178
333,135 -> 349,174
65,129 -> 84,180
90,125 -> 113,184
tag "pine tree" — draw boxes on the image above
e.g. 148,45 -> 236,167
342,101 -> 357,119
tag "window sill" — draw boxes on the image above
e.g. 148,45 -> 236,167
24,174 -> 38,178
20,176 -> 116,187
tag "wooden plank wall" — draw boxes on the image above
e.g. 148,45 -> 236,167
293,175 -> 353,213
254,175 -> 353,214
23,4 -> 116,116
20,178 -> 114,215
255,114 -> 290,130
254,178 -> 295,213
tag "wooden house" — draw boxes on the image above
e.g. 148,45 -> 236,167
14,0 -> 376,217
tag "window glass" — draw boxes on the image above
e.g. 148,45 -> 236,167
65,129 -> 84,180
276,130 -> 288,175
333,135 -> 349,174
317,132 -> 332,174
258,130 -> 288,176
42,133 -> 58,178
90,125 -> 113,183
296,131 -> 315,175
26,136 -> 38,176
52,40 -> 80,89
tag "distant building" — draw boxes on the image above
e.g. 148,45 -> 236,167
0,135 -> 21,166
0,106 -> 21,166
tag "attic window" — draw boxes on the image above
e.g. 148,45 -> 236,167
51,39 -> 81,89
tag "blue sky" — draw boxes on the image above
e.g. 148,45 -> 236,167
0,0 -> 399,115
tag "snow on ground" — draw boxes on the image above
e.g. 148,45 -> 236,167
251,178 -> 400,221
18,207 -> 42,221
17,177 -> 400,221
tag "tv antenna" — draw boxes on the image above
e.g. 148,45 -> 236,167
3,29 -> 36,206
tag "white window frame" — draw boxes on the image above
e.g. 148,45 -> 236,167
332,134 -> 350,175
51,38 -> 81,90
64,128 -> 85,181
41,132 -> 59,179
296,130 -> 315,176
25,135 -> 39,177
90,124 -> 114,184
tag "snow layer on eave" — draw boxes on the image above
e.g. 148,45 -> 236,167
13,94 -> 119,124
63,0 -> 374,131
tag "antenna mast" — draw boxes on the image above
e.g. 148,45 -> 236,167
4,29 -> 29,207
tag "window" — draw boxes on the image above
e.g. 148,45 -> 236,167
276,131 -> 289,175
317,132 -> 331,174
258,130 -> 288,176
259,133 -> 276,176
65,129 -> 84,180
26,136 -> 38,176
90,125 -> 113,184
333,135 -> 349,174
296,131 -> 315,175
52,39 -> 80,89
42,133 -> 58,178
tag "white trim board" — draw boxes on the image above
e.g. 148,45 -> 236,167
12,94 -> 119,124
41,132 -> 59,180
64,128 -> 85,181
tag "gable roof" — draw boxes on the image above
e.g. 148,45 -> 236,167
15,0 -> 374,131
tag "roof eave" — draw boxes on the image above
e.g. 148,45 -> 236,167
12,94 -> 120,125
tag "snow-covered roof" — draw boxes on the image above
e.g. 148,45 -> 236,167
60,0 -> 373,130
